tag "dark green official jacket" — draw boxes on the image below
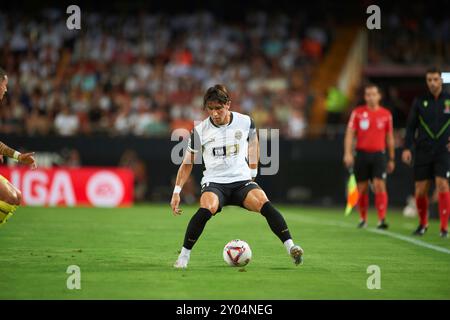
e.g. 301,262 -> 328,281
405,91 -> 450,154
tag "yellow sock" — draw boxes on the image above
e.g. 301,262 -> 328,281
0,200 -> 17,214
0,210 -> 12,225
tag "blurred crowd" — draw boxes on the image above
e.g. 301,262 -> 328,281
0,9 -> 333,139
368,4 -> 450,65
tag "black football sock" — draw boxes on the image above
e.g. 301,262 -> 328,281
183,208 -> 213,250
260,201 -> 292,243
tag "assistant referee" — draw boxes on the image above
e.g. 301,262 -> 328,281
344,84 -> 395,229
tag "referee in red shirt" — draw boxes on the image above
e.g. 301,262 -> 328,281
344,84 -> 395,229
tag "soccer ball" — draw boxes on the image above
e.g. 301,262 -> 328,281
223,239 -> 252,267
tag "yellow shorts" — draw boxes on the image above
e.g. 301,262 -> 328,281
0,175 -> 18,219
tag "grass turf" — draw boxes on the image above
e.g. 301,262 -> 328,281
0,204 -> 449,299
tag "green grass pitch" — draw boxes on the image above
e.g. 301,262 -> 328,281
0,204 -> 449,299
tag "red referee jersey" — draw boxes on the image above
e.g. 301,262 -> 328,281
347,105 -> 393,152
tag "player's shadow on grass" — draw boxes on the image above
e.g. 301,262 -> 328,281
186,265 -> 298,272
268,267 -> 296,271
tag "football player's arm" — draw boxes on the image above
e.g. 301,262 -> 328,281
175,151 -> 195,189
170,151 -> 195,216
402,99 -> 418,165
248,119 -> 259,179
343,111 -> 356,169
0,141 -> 37,169
171,129 -> 200,215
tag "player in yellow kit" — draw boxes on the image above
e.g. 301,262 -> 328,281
0,67 -> 37,227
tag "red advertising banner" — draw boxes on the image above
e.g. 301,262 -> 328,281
0,167 -> 134,207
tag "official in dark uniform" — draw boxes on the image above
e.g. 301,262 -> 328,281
402,67 -> 450,237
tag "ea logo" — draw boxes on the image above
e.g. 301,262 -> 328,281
86,171 -> 124,207
360,119 -> 370,130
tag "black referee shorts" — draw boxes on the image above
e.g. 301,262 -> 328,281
354,150 -> 387,182
414,149 -> 450,181
200,180 -> 261,213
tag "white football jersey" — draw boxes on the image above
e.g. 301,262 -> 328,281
187,112 -> 256,185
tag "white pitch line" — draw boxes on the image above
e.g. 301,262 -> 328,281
367,228 -> 450,255
285,213 -> 450,256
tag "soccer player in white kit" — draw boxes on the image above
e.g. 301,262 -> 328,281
170,84 -> 304,268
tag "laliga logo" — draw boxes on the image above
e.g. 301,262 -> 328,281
86,171 -> 124,207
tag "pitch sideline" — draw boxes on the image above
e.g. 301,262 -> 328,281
285,213 -> 450,256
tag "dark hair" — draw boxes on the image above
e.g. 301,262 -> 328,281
203,84 -> 231,108
364,83 -> 379,91
364,83 -> 382,97
426,67 -> 441,76
0,67 -> 6,80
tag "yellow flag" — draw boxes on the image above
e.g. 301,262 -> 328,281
345,173 -> 359,216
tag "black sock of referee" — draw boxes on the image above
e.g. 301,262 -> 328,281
183,208 -> 213,250
260,201 -> 292,243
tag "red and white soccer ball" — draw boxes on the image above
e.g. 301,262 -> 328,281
223,239 -> 252,267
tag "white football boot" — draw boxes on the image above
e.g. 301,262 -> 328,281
173,249 -> 190,269
290,245 -> 304,266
